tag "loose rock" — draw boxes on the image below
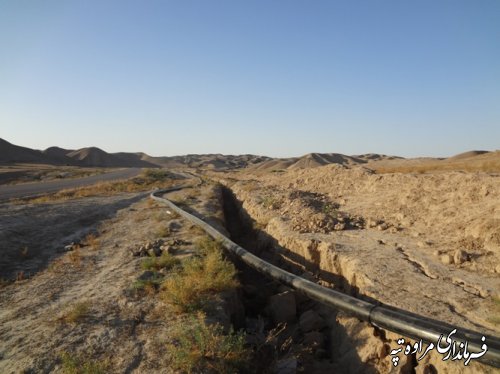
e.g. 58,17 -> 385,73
454,249 -> 468,265
299,310 -> 326,332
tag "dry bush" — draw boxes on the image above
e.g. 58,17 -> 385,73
161,250 -> 238,312
196,236 -> 223,256
82,233 -> 100,250
168,312 -> 248,373
188,224 -> 206,236
60,351 -> 109,374
141,252 -> 180,271
60,301 -> 91,324
131,273 -> 165,295
156,225 -> 171,238
68,246 -> 82,266
16,271 -> 25,282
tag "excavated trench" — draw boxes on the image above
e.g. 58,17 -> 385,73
219,186 -> 412,373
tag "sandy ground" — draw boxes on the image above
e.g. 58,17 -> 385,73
222,165 -> 500,326
210,165 -> 500,372
0,182 -> 219,373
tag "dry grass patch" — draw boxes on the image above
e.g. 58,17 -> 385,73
161,239 -> 238,312
168,312 -> 249,373
60,351 -> 109,374
81,233 -> 100,250
374,158 -> 500,174
68,246 -> 82,267
141,252 -> 180,272
59,301 -> 92,324
16,168 -> 175,204
155,225 -> 171,238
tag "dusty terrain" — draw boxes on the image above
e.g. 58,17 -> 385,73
0,175 -> 231,373
208,157 -> 500,372
0,150 -> 499,373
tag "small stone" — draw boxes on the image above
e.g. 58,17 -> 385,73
299,310 -> 326,332
162,245 -> 175,254
440,254 -> 454,265
377,223 -> 389,231
377,239 -> 385,245
149,246 -> 162,257
334,223 -> 346,231
454,249 -> 468,265
130,248 -> 141,257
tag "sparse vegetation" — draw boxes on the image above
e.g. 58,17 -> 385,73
188,224 -> 206,236
15,169 -> 175,204
168,312 -> 249,373
156,225 -> 171,238
60,301 -> 91,324
322,202 -> 339,216
143,168 -> 172,182
141,252 -> 179,271
132,272 -> 165,294
261,195 -> 280,209
374,159 -> 500,174
60,351 -> 109,374
196,236 -> 224,256
68,246 -> 82,266
82,233 -> 100,250
161,240 -> 238,312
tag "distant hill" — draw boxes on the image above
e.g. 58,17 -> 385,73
448,150 -> 490,160
0,138 -> 270,170
3,138 -> 496,173
63,147 -> 156,167
249,152 -> 401,171
0,138 -> 56,164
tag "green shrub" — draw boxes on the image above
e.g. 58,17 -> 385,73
161,251 -> 238,312
169,312 -> 248,373
60,352 -> 108,374
141,253 -> 179,271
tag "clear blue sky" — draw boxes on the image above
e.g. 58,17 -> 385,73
1,1 -> 499,157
